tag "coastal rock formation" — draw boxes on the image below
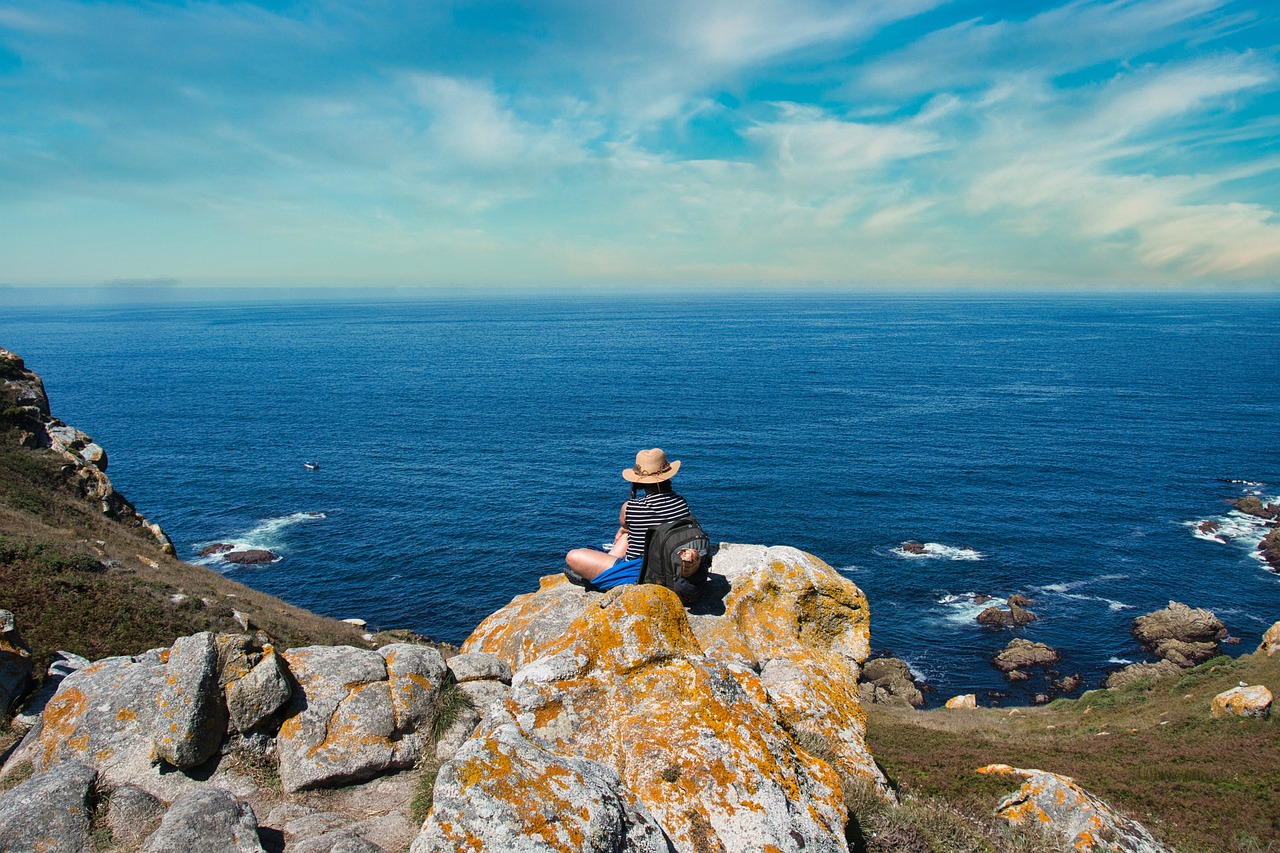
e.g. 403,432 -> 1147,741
944,694 -> 977,709
1132,602 -> 1227,667
1259,527 -> 1280,572
1259,621 -> 1280,656
0,759 -> 97,853
0,347 -> 174,554
223,549 -> 280,565
1210,685 -> 1273,719
976,593 -> 1037,628
427,579 -> 854,852
141,786 -> 265,853
464,544 -> 884,792
858,656 -> 924,707
993,638 -> 1059,679
978,764 -> 1172,853
277,644 -> 447,792
0,610 -> 32,719
1105,659 -> 1181,689
1233,496 -> 1279,520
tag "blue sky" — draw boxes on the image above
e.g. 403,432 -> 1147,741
1,0 -> 1278,291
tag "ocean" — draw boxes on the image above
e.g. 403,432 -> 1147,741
3,293 -> 1278,705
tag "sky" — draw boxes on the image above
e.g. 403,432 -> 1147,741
1,0 -> 1279,293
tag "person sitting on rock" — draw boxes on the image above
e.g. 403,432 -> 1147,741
565,448 -> 701,590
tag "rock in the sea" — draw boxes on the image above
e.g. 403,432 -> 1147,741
0,760 -> 97,853
201,543 -> 236,557
1259,620 -> 1280,656
859,656 -> 924,707
1211,685 -> 1273,719
276,644 -> 446,792
141,786 -> 265,853
900,541 -> 927,554
0,609 -> 33,719
944,694 -> 977,709
154,631 -> 228,768
993,638 -> 1059,674
414,722 -> 671,853
1259,528 -> 1280,572
223,549 -> 279,565
1100,653 -> 1177,686
1234,496 -> 1279,520
979,764 -> 1172,853
438,580 -> 853,853
976,603 -> 1037,628
1132,602 -> 1226,667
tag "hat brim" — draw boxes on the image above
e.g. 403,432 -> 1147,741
622,459 -> 681,483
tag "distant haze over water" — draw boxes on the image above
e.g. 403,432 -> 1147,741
3,294 -> 1278,705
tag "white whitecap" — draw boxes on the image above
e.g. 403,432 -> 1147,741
892,543 -> 985,561
192,511 -> 327,568
933,592 -> 998,626
1107,657 -> 1134,665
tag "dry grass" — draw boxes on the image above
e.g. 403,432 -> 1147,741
0,435 -> 376,697
867,652 -> 1280,852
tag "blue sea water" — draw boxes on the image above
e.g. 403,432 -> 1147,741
3,293 -> 1278,705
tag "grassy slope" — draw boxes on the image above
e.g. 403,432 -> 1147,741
867,651 -> 1280,852
0,434 -> 374,690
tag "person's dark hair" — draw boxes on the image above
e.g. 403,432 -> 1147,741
631,480 -> 675,499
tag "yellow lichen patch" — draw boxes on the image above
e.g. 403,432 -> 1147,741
34,685 -> 90,768
115,708 -> 136,723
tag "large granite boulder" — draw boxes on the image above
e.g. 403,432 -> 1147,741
0,610 -> 32,719
154,631 -> 228,768
2,650 -> 172,794
1132,602 -> 1226,667
432,581 -> 853,853
414,722 -> 670,853
1211,685 -> 1272,719
277,644 -> 447,792
226,649 -> 292,732
465,544 -> 885,792
979,764 -> 1172,852
141,786 -> 265,853
0,759 -> 97,853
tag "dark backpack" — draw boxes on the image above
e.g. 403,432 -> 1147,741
640,515 -> 711,605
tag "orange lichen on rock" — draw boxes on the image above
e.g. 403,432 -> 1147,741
979,764 -> 1172,853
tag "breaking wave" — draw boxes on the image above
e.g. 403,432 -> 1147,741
192,511 -> 326,568
892,543 -> 985,561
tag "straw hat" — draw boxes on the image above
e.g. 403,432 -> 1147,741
622,448 -> 681,483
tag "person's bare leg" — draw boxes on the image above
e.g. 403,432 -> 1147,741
566,547 -> 619,580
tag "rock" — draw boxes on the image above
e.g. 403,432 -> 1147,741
154,631 -> 228,768
446,651 -> 512,685
465,544 -> 886,795
1259,528 -> 1280,572
0,348 -> 51,415
976,604 -> 1037,627
107,784 -> 167,848
1053,674 -> 1083,694
900,541 -> 927,554
1259,620 -> 1280,656
993,638 -> 1059,674
276,644 -> 446,792
973,594 -> 991,604
1104,660 -> 1181,689
226,649 -> 292,732
201,543 -> 236,557
141,787 -> 265,853
13,650 -> 92,727
1211,685 -> 1272,719
441,582 -> 852,852
414,723 -> 671,853
1007,593 -> 1030,608
1149,639 -> 1219,668
1132,602 -> 1226,666
80,442 -> 108,469
979,764 -> 1172,852
0,609 -> 33,719
223,549 -> 279,565
0,760 -> 97,853
1197,520 -> 1221,537
1032,692 -> 1050,705
293,832 -> 388,853
944,694 -> 977,709
859,657 -> 924,707
1234,496 -> 1278,520
456,679 -> 508,720
2,649 -> 178,797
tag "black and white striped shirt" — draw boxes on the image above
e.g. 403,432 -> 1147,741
623,491 -> 691,561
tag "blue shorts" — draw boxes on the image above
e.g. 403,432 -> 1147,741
585,556 -> 642,590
